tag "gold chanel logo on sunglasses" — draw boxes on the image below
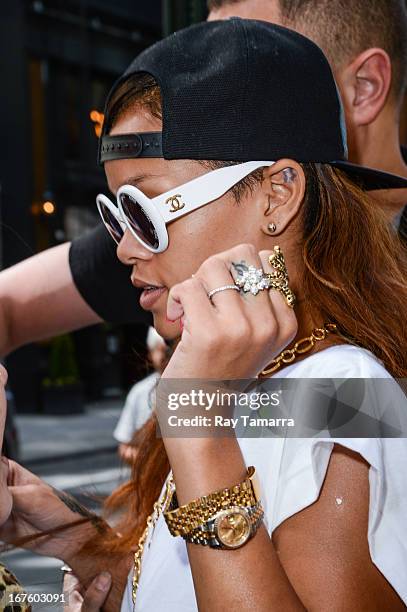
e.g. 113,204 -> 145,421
165,194 -> 185,213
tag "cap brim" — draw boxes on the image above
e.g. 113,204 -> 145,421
331,161 -> 407,191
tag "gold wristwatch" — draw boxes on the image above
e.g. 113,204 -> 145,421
164,466 -> 264,549
185,501 -> 264,549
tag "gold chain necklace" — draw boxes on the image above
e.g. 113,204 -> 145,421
132,474 -> 174,606
131,322 -> 338,604
259,323 -> 338,376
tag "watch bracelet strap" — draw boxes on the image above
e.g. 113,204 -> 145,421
164,467 -> 258,537
184,502 -> 265,547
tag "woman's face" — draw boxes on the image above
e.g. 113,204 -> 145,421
0,364 -> 12,525
105,109 -> 302,339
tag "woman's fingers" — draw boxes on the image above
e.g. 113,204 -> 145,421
167,277 -> 213,331
258,249 -> 298,348
198,256 -> 242,310
165,244 -> 298,374
197,245 -> 271,312
81,572 -> 112,612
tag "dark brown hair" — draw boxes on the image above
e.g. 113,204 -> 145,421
207,0 -> 407,100
82,75 -> 407,556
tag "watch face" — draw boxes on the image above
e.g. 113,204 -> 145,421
214,507 -> 251,549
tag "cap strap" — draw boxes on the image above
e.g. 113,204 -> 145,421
99,132 -> 163,164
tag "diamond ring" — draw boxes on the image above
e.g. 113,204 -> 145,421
233,265 -> 270,296
207,285 -> 241,301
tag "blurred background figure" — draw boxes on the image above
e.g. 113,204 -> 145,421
114,327 -> 167,464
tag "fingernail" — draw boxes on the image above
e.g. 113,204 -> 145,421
95,572 -> 111,592
165,316 -> 175,323
180,319 -> 184,331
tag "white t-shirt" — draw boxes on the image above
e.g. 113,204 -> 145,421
121,345 -> 407,610
114,373 -> 159,444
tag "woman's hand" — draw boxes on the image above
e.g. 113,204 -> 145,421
163,244 -> 297,380
0,460 -> 98,561
158,244 -> 298,503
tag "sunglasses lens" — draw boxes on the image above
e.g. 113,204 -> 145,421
119,193 -> 159,250
99,201 -> 123,244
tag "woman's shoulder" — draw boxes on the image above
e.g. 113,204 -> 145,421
273,344 -> 392,379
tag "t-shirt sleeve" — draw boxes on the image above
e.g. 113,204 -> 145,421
266,437 -> 407,605
69,224 -> 152,324
257,347 -> 407,604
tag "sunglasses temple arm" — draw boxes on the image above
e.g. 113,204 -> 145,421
156,161 -> 275,222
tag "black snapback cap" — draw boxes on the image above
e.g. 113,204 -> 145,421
99,18 -> 407,191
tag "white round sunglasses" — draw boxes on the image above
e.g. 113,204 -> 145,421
96,160 -> 275,253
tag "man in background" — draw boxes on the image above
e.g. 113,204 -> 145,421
208,0 -> 407,231
114,327 -> 166,464
0,0 -> 406,354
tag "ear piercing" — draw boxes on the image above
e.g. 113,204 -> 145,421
267,223 -> 277,234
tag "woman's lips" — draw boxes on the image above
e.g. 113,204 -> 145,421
139,286 -> 167,310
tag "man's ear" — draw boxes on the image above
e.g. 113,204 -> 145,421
259,159 -> 306,236
337,48 -> 392,127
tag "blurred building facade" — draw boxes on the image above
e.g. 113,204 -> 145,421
0,0 -> 207,412
1,0 -> 162,265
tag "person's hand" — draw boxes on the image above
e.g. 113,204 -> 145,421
0,460 -> 98,560
63,571 -> 111,612
0,363 -> 13,525
163,244 -> 297,380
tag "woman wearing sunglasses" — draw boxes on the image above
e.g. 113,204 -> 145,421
3,18 -> 407,612
90,18 -> 407,611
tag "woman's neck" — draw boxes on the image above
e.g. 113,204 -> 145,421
277,298 -> 348,370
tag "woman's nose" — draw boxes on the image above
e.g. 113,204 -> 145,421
116,229 -> 154,265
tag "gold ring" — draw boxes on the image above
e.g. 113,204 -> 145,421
266,246 -> 296,308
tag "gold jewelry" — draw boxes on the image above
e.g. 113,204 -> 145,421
266,245 -> 296,307
132,474 -> 174,605
164,466 -> 261,537
259,323 -> 338,376
184,501 -> 264,549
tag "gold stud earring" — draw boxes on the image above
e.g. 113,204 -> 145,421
268,223 -> 277,234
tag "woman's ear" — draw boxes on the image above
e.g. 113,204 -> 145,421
259,159 -> 306,236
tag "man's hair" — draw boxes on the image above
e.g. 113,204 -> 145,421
207,0 -> 407,99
